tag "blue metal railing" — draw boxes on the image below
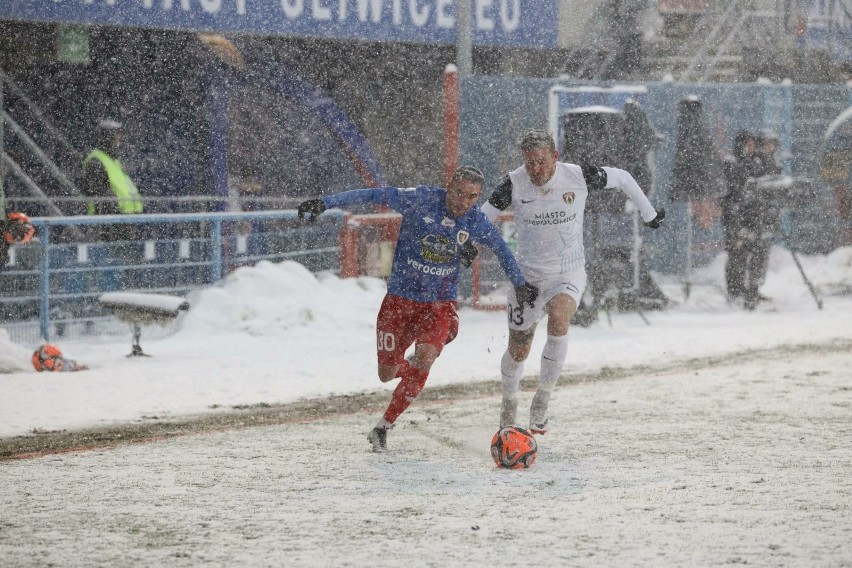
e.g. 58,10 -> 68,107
1,210 -> 345,342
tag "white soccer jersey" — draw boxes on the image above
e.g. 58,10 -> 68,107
483,163 -> 657,281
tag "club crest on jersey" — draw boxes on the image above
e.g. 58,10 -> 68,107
563,192 -> 575,204
456,230 -> 470,245
441,217 -> 456,228
420,234 -> 455,263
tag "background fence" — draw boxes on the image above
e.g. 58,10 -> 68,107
1,210 -> 344,344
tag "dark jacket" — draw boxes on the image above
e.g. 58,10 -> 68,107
670,97 -> 727,202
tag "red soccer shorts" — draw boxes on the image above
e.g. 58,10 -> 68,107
375,294 -> 459,366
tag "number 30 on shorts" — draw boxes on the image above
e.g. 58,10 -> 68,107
377,331 -> 396,352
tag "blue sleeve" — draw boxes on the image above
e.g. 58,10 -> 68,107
471,213 -> 526,288
322,186 -> 417,213
322,187 -> 385,210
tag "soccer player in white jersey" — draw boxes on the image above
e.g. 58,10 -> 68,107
482,129 -> 665,434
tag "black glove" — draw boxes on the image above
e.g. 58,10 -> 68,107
297,199 -> 326,222
514,282 -> 539,309
459,241 -> 478,268
644,208 -> 665,229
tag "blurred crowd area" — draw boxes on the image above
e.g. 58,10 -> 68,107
1,5 -> 851,332
0,24 -> 458,216
3,0 -> 852,219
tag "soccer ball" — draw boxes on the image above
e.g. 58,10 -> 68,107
32,344 -> 64,372
490,426 -> 538,469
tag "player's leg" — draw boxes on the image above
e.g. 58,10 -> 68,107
500,285 -> 544,428
382,302 -> 456,421
371,301 -> 456,451
376,295 -> 416,383
380,343 -> 438,424
530,275 -> 584,434
370,295 -> 418,451
500,327 -> 535,428
377,304 -> 452,430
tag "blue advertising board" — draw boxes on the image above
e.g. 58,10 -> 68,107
0,0 -> 558,47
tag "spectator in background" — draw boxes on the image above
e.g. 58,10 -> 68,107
82,119 -> 143,240
755,129 -> 783,177
747,129 -> 784,308
722,130 -> 775,309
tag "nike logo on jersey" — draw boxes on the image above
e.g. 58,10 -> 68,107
422,216 -> 435,224
521,199 -> 535,204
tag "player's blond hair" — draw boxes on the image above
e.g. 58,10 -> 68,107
520,129 -> 556,153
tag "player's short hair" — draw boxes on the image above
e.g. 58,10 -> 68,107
520,129 -> 556,153
451,165 -> 485,187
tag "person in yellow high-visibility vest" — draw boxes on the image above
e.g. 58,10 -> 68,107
82,119 -> 143,216
82,119 -> 143,241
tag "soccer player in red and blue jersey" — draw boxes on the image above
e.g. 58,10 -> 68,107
298,166 -> 538,452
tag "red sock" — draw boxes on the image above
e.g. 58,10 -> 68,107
395,359 -> 412,378
383,366 -> 429,424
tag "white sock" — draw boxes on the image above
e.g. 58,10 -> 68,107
375,418 -> 392,430
539,334 -> 569,393
501,349 -> 525,400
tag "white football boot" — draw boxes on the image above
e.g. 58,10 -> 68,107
529,390 -> 551,434
499,396 -> 518,429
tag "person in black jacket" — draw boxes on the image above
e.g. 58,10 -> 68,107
722,130 -> 777,309
746,129 -> 784,307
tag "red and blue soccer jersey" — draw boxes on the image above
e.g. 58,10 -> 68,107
322,186 -> 525,302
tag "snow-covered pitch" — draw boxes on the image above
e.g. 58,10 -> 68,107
0,246 -> 850,565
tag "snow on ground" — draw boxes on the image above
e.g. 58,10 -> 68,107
0,348 -> 849,566
0,246 -> 850,438
0,246 -> 850,566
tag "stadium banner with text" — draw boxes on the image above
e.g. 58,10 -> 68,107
0,0 -> 558,47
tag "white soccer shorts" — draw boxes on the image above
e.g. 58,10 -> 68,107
506,271 -> 587,332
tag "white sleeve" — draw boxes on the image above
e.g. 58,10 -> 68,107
602,167 -> 657,223
481,201 -> 501,223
